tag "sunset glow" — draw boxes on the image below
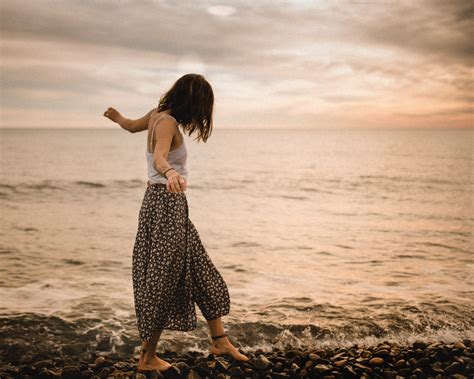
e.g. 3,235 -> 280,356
1,0 -> 472,128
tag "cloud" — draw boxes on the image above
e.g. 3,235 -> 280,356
0,0 -> 471,128
207,5 -> 236,17
332,1 -> 473,65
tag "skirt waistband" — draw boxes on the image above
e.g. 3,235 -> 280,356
147,180 -> 167,188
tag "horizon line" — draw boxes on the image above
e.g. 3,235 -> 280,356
1,126 -> 472,130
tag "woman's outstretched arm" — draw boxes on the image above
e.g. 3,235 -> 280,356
103,107 -> 157,133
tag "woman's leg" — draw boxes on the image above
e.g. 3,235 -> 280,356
207,317 -> 249,362
137,329 -> 172,371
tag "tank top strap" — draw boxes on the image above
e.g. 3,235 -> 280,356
151,114 -> 176,131
149,114 -> 178,152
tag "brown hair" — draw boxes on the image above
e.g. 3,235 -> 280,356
157,73 -> 214,143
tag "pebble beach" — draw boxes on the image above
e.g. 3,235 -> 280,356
0,339 -> 472,378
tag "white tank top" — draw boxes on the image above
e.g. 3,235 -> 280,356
146,114 -> 188,185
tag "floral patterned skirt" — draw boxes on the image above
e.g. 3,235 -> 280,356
132,182 -> 231,342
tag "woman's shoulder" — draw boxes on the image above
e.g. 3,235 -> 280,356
149,111 -> 178,129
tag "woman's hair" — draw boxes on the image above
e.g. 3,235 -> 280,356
157,73 -> 214,143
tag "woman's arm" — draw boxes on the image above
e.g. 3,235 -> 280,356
103,107 -> 157,133
152,117 -> 187,193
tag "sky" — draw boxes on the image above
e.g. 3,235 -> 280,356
0,0 -> 472,129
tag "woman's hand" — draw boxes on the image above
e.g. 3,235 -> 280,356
103,107 -> 124,124
165,170 -> 187,193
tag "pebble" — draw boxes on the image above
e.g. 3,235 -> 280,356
253,354 -> 271,370
369,357 -> 385,365
333,359 -> 348,367
0,339 -> 471,378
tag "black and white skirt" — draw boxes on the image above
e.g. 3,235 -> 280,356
132,182 -> 231,342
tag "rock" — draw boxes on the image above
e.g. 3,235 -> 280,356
342,365 -> 358,377
273,357 -> 287,365
228,366 -> 244,377
195,361 -> 210,376
427,342 -> 443,349
398,367 -> 412,377
95,358 -> 114,371
332,352 -> 347,360
175,361 -> 189,373
383,370 -> 398,379
162,365 -> 180,379
271,373 -> 290,378
96,367 -> 110,378
60,365 -> 82,379
360,350 -> 372,359
35,360 -> 55,370
20,365 -> 37,375
369,357 -> 384,366
445,362 -> 463,375
286,350 -> 302,359
113,361 -> 130,370
274,361 -> 284,372
80,369 -> 94,377
215,359 -> 229,372
290,362 -> 300,370
354,362 -> 372,373
333,359 -> 348,367
394,359 -> 406,368
412,367 -> 425,377
436,346 -> 451,361
308,353 -> 319,362
291,355 -> 302,367
254,354 -> 271,370
412,341 -> 427,350
389,348 -> 401,358
243,367 -> 254,376
312,364 -> 332,374
454,341 -> 466,350
315,357 -> 332,365
417,357 -> 430,368
430,362 -> 444,375
354,356 -> 369,365
186,369 -> 201,379
374,349 -> 390,359
37,367 -> 52,378
206,360 -> 216,370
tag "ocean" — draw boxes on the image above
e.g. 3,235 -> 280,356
0,127 -> 472,362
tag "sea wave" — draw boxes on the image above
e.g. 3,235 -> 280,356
0,311 -> 472,365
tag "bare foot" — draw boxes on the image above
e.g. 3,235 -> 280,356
137,353 -> 172,372
209,336 -> 249,362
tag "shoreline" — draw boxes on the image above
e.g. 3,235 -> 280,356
0,338 -> 471,378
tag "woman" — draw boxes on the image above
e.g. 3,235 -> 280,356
103,73 -> 249,373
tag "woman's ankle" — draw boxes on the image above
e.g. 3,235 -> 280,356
212,337 -> 230,347
140,348 -> 156,362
